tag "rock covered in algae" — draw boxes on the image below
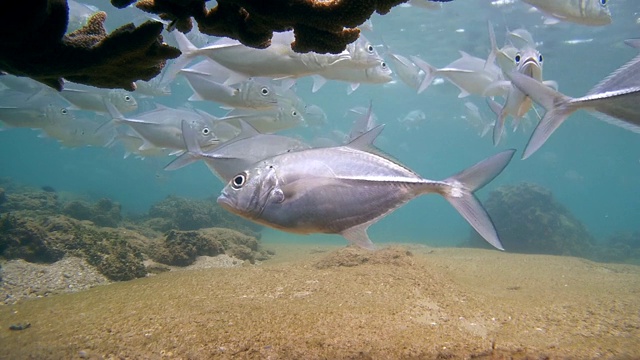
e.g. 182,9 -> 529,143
148,227 -> 271,266
0,213 -> 147,281
62,198 -> 122,227
0,189 -> 59,214
592,231 -> 640,264
145,195 -> 262,237
467,182 -> 595,257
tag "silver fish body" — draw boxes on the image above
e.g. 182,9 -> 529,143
167,119 -> 310,182
181,69 -> 278,110
412,52 -> 504,97
174,31 -> 350,80
489,46 -> 546,145
507,67 -> 640,159
218,127 -> 515,250
522,0 -> 612,26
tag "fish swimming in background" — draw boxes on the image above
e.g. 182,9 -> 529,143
57,83 -> 137,113
507,65 -> 640,159
105,102 -> 220,152
180,69 -> 278,110
411,52 -> 504,97
398,109 -> 427,130
522,0 -> 612,26
166,119 -> 310,182
220,103 -> 306,134
385,52 -> 424,91
217,125 -> 515,250
487,45 -> 546,145
310,60 -> 393,94
172,31 -> 351,81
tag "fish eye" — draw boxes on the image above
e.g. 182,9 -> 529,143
124,95 -> 132,102
600,0 -> 606,5
367,44 -> 374,53
260,87 -> 270,96
231,173 -> 246,189
61,108 -> 68,115
202,127 -> 211,136
381,61 -> 388,69
538,54 -> 543,62
514,53 -> 521,64
291,110 -> 298,117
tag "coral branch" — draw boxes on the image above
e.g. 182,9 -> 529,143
131,0 -> 454,54
0,1 -> 180,91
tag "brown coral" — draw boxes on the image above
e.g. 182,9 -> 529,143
130,0 -> 452,54
0,1 -> 180,91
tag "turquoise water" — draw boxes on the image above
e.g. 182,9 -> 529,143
1,0 -> 639,250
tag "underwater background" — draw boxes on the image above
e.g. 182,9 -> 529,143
1,0 -> 639,252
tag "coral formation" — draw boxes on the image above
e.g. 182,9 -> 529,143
119,0 -> 448,54
62,198 -> 122,227
467,182 -> 596,257
0,1 -> 180,91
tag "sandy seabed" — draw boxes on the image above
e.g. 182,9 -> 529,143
1,242 -> 639,359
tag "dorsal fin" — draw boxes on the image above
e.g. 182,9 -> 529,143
346,124 -> 384,151
235,119 -> 261,139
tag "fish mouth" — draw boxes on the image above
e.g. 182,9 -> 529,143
217,193 -> 235,211
520,59 -> 542,80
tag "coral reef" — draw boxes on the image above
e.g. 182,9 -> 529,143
145,195 -> 262,237
117,0 -> 452,54
62,198 -> 122,227
0,1 -> 180,91
148,227 -> 271,266
467,182 -> 596,257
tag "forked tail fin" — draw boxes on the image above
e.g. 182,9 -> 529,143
441,149 -> 516,250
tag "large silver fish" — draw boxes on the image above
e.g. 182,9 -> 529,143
507,66 -> 640,159
522,0 -> 612,26
217,126 -> 515,250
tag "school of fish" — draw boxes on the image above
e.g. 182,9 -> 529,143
1,0 -> 637,250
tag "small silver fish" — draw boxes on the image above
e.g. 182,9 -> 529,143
166,120 -> 310,182
105,102 -> 219,152
181,69 -> 278,110
172,31 -> 351,80
488,45 -> 546,145
217,126 -> 515,250
398,109 -> 427,130
522,0 -> 612,26
60,83 -> 137,113
412,52 -> 503,97
386,53 -> 424,91
507,66 -> 640,159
